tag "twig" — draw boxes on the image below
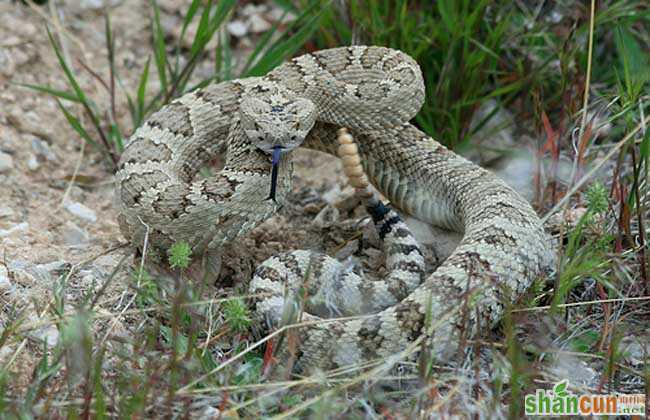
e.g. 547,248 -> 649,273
58,139 -> 85,209
511,295 -> 650,312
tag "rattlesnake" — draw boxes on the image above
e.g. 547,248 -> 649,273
116,46 -> 554,373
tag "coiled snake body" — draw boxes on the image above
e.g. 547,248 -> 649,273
116,46 -> 554,372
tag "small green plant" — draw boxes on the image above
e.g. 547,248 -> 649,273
584,181 -> 609,215
168,241 -> 192,269
222,298 -> 252,333
553,182 -> 613,308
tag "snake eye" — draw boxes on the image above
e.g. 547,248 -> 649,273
290,135 -> 297,141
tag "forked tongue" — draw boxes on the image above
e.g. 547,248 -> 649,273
266,145 -> 282,202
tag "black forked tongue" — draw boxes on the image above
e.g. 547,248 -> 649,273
266,145 -> 283,202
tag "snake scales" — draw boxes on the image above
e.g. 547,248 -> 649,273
116,46 -> 554,372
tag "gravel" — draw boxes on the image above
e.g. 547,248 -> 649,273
65,202 -> 98,223
0,152 -> 14,172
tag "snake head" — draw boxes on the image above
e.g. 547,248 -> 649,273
240,96 -> 316,154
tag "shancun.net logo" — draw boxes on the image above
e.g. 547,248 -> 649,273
524,380 -> 646,416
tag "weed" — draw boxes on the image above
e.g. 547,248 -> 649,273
168,241 -> 192,270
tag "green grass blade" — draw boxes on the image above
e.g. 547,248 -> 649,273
167,0 -> 236,99
239,10 -> 287,75
15,83 -> 81,103
109,123 -> 124,152
614,24 -> 649,101
56,100 -> 100,151
188,0 -> 214,57
179,0 -> 202,45
151,0 -> 169,94
215,29 -> 232,81
46,28 -> 85,100
136,56 -> 151,127
245,8 -> 323,77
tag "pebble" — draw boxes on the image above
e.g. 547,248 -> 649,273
27,154 -> 39,171
39,261 -> 71,278
0,152 -> 14,173
226,20 -> 248,37
248,14 -> 271,33
61,220 -> 90,246
30,322 -> 60,348
312,204 -> 339,228
65,202 -> 97,223
0,265 -> 11,291
6,260 -> 70,288
77,0 -> 121,10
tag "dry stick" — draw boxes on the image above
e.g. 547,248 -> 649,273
510,295 -> 650,312
541,114 -> 650,224
25,0 -> 86,55
4,338 -> 28,370
630,147 -> 649,295
568,0 -> 597,186
58,140 -> 85,209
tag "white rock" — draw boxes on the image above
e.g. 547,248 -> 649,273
226,20 -> 248,37
27,154 -> 39,171
65,202 -> 97,223
62,221 -> 90,246
0,222 -> 28,238
248,14 -> 271,33
0,152 -> 13,173
78,0 -> 106,9
0,265 -> 11,291
312,204 -> 339,228
0,345 -> 14,361
39,261 -> 70,277
69,0 -> 121,12
31,324 -> 59,348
